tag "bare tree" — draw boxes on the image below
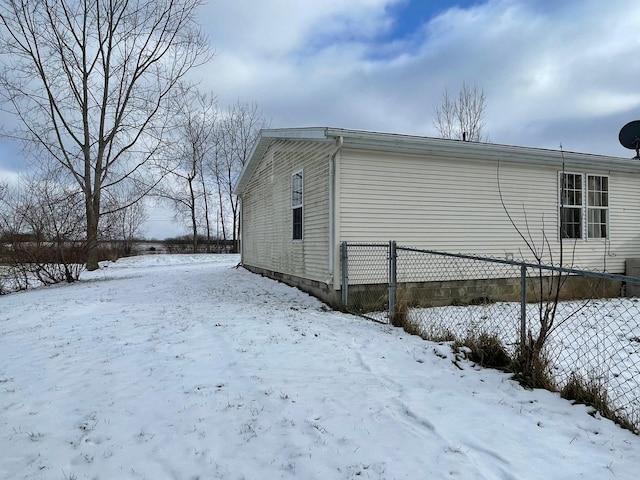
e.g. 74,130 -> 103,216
0,179 -> 9,276
434,82 -> 487,142
497,154 -> 597,388
0,0 -> 210,270
198,163 -> 213,252
158,88 -> 217,253
213,101 -> 267,252
0,171 -> 86,288
0,179 -> 7,237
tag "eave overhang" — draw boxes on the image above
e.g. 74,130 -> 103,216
233,127 -> 639,196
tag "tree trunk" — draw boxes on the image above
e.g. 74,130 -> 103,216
189,177 -> 198,253
203,191 -> 211,253
200,173 -> 211,253
85,204 -> 100,271
217,187 -> 227,243
232,209 -> 238,254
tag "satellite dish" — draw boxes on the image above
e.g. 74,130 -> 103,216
618,120 -> 640,159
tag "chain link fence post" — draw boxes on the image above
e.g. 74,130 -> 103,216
520,264 -> 527,349
341,242 -> 349,308
388,240 -> 397,325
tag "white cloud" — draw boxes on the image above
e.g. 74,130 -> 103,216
201,0 -> 397,58
194,0 -> 640,157
0,167 -> 21,186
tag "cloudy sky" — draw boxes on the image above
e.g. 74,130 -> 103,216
198,0 -> 640,157
2,0 -> 640,238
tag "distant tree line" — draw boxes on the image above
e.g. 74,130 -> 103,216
162,235 -> 236,254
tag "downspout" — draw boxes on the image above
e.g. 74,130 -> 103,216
328,135 -> 343,287
238,196 -> 243,263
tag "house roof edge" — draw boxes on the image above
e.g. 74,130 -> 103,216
234,127 -> 639,195
234,128 -> 333,195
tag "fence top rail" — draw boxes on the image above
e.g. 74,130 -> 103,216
396,245 -> 640,284
344,242 -> 390,248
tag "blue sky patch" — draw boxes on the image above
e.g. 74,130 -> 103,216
388,0 -> 483,40
297,0 -> 486,62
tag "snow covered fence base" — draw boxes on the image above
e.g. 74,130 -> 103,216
341,241 -> 640,432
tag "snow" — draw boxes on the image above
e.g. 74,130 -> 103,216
1,254 -> 639,479
405,300 -> 640,427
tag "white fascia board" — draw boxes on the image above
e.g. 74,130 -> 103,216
324,128 -> 640,174
260,127 -> 329,140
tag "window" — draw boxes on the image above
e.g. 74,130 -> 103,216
560,173 -> 582,239
559,173 -> 608,240
587,175 -> 608,239
291,170 -> 303,240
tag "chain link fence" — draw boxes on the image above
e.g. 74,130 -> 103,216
341,241 -> 640,433
340,243 -> 390,322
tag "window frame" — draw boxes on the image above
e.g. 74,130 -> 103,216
586,174 -> 609,240
291,169 -> 303,241
559,171 -> 584,240
558,172 -> 609,241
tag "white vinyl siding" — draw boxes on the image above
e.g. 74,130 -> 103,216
337,148 -> 639,273
240,139 -> 331,282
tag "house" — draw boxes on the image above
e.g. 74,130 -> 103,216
233,127 -> 640,307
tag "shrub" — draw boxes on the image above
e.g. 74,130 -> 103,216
420,324 -> 456,343
391,296 -> 457,342
561,374 -> 637,433
460,332 -> 512,370
513,339 -> 556,391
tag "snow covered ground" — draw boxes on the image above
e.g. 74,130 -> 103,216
1,254 -> 640,479
405,299 -> 640,428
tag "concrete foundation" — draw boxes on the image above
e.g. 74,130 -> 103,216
242,263 -> 625,314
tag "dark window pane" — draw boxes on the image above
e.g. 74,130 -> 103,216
561,207 -> 582,238
293,207 -> 302,240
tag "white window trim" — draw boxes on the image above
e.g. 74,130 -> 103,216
559,171 -> 583,240
558,171 -> 609,241
586,174 -> 609,240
